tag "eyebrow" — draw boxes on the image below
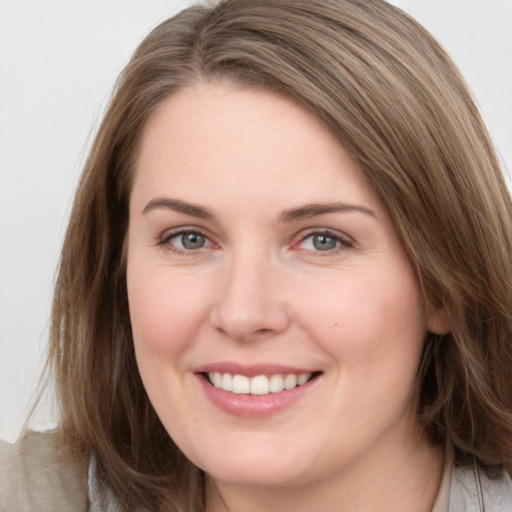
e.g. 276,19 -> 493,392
142,197 -> 217,220
279,202 -> 377,223
142,197 -> 376,223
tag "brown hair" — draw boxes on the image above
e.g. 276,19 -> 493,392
47,0 -> 512,509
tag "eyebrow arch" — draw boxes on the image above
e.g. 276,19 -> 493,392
142,197 -> 216,220
279,202 -> 377,223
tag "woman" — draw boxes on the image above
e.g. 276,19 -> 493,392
1,0 -> 512,510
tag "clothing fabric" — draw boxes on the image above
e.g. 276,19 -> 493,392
450,461 -> 512,511
2,430 -> 512,511
0,430 -> 86,512
432,447 -> 452,512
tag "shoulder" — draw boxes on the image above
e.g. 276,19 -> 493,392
0,429 -> 87,512
450,461 -> 512,512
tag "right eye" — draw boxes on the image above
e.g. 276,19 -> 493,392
161,229 -> 215,253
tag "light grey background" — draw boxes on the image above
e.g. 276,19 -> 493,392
1,1 -> 511,443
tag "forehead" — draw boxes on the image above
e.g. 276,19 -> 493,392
131,81 -> 383,217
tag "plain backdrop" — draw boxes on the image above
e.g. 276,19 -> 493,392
1,0 -> 511,443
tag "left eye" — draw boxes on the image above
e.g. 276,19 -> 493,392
299,232 -> 348,252
167,231 -> 210,250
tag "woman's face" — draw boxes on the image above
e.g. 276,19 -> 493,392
127,82 -> 441,488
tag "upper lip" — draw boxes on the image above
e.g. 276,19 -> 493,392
193,361 -> 319,377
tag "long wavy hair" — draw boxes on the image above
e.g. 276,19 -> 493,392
46,0 -> 512,510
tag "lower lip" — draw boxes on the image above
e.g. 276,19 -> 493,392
197,374 -> 318,418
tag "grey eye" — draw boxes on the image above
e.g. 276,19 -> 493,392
181,232 -> 206,250
312,234 -> 338,251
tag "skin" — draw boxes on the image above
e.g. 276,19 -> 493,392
127,81 -> 446,512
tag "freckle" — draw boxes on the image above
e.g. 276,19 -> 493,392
334,323 -> 339,327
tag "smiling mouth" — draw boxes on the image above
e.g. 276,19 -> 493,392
204,371 -> 320,395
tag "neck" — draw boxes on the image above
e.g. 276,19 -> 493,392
205,431 -> 444,512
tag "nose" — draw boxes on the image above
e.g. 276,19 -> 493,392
209,251 -> 291,341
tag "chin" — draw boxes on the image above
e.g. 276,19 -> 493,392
188,441 -> 313,487
205,464 -> 305,488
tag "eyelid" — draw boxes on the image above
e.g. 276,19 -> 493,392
156,225 -> 353,256
292,228 -> 354,253
157,226 -> 217,253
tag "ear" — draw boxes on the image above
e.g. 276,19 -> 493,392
427,306 -> 451,335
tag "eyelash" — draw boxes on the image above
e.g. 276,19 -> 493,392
157,228 -> 353,256
294,229 -> 353,256
158,228 -> 214,256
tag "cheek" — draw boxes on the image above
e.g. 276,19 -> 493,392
294,263 -> 427,389
297,264 -> 425,339
127,263 -> 212,357
309,271 -> 427,444
126,262 -> 212,424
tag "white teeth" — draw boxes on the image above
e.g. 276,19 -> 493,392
232,374 -> 250,394
297,373 -> 310,385
284,374 -> 298,390
221,373 -> 233,391
212,372 -> 222,388
269,374 -> 285,393
208,372 -> 313,395
250,375 -> 270,395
